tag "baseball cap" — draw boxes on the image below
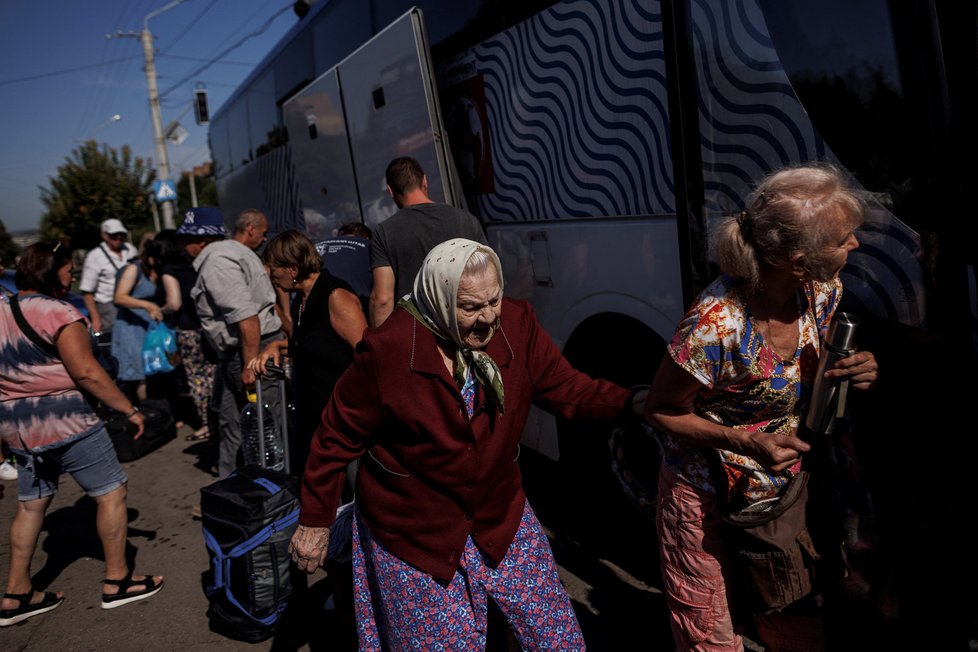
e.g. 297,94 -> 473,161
100,218 -> 128,235
176,207 -> 228,237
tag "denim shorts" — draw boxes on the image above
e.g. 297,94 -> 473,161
13,425 -> 128,501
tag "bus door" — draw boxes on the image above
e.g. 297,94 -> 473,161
282,8 -> 461,236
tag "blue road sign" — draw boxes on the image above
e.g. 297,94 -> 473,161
153,179 -> 178,203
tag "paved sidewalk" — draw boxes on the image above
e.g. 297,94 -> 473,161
0,425 -> 346,651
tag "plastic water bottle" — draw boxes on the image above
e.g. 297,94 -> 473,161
241,391 -> 285,471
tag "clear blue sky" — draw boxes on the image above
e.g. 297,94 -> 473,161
0,0 -> 300,233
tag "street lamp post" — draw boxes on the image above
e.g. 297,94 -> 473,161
75,114 -> 122,144
93,114 -> 122,138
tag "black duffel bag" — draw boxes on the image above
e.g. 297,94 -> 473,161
105,398 -> 177,463
200,465 -> 302,643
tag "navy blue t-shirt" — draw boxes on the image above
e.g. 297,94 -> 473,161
314,236 -> 372,308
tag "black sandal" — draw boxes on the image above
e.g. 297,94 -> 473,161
185,428 -> 210,442
101,571 -> 164,610
0,589 -> 64,627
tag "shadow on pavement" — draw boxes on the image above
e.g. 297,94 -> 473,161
31,498 -> 157,592
518,445 -> 674,650
183,440 -> 219,478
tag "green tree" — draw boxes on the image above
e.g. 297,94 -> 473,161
0,218 -> 20,268
39,141 -> 155,249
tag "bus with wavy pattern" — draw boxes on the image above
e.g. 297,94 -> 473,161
209,0 -> 975,608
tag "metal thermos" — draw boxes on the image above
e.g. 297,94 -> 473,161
805,311 -> 860,434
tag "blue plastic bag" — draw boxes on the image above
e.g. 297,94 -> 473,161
142,321 -> 178,375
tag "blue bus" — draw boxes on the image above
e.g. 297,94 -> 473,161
209,2 -> 975,643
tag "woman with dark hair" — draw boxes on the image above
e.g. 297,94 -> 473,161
111,235 -> 177,401
0,241 -> 163,627
154,229 -> 215,441
250,229 -> 367,472
249,229 -> 367,642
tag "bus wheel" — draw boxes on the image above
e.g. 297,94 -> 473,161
551,314 -> 664,571
608,420 -> 664,522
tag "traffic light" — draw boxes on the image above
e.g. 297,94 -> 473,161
194,88 -> 209,125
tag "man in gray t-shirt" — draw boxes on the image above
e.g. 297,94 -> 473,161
369,157 -> 487,327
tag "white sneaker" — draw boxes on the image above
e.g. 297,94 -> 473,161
0,460 -> 17,481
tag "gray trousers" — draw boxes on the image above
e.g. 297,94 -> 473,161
214,334 -> 284,479
95,301 -> 117,334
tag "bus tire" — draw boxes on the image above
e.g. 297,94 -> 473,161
553,314 -> 664,558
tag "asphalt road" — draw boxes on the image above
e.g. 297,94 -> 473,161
0,423 -> 679,651
0,426 -> 265,651
4,421 -> 938,651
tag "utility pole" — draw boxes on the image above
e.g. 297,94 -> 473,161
141,24 -> 174,229
109,0 -> 186,229
150,200 -> 162,233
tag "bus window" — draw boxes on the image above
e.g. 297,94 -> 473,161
759,0 -> 917,228
209,113 -> 232,178
226,97 -> 251,168
248,69 -> 280,158
273,27 -> 314,103
690,0 -> 927,329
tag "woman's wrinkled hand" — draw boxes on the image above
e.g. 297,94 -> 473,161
742,428 -> 810,474
289,525 -> 330,574
824,350 -> 878,390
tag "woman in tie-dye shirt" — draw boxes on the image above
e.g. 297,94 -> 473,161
645,165 -> 879,652
0,242 -> 163,628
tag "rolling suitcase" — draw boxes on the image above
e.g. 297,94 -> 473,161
200,366 -> 300,643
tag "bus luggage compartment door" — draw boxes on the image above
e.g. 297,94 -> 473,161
283,8 -> 459,236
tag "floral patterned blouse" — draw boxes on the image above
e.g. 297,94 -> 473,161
663,275 -> 841,505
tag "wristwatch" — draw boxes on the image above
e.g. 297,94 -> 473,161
125,406 -> 141,418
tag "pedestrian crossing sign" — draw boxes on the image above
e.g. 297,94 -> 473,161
153,179 -> 178,203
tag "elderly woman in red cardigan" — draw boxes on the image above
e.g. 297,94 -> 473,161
290,238 -> 644,650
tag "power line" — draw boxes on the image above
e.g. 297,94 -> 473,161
199,3 -> 268,62
175,142 -> 210,170
161,54 -> 256,66
160,0 -> 219,55
0,56 -> 142,86
0,7 -> 287,96
76,0 -> 156,136
159,2 -> 292,98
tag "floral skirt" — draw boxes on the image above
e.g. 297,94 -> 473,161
177,329 -> 215,422
352,500 -> 584,651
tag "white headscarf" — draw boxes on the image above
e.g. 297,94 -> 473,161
399,238 -> 506,412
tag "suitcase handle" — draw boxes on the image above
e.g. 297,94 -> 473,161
261,363 -> 286,379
